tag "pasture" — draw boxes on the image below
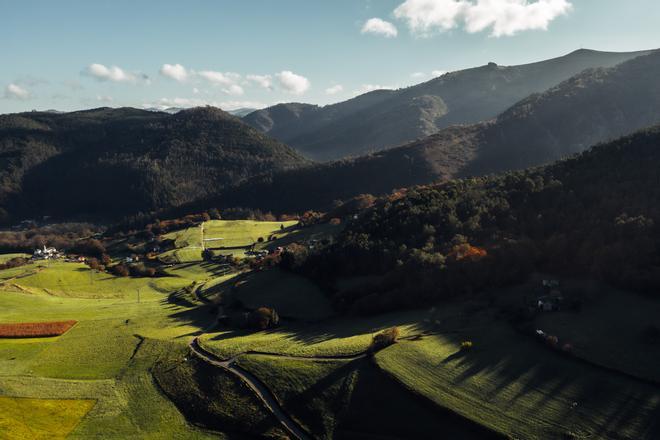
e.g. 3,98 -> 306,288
0,396 -> 95,439
374,318 -> 660,440
229,269 -> 334,320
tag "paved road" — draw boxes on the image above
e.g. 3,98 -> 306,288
188,337 -> 313,440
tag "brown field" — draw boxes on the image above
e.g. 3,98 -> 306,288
0,320 -> 77,338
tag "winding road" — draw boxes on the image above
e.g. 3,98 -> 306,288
188,336 -> 313,440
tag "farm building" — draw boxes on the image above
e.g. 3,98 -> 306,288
33,245 -> 61,260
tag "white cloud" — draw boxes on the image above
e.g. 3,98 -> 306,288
224,84 -> 245,96
197,70 -> 241,86
411,72 -> 427,79
325,84 -> 344,95
197,71 -> 245,95
160,63 -> 189,82
432,69 -> 448,76
361,18 -> 399,37
393,0 -> 572,37
96,95 -> 113,103
247,74 -> 273,90
275,71 -> 311,95
192,87 -> 200,94
143,97 -> 266,111
84,63 -> 148,84
3,83 -> 31,100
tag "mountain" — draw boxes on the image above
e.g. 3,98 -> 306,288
300,124 -> 660,313
0,106 -> 308,223
244,49 -> 653,161
228,107 -> 259,118
196,50 -> 660,215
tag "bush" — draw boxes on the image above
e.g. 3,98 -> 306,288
369,327 -> 400,352
0,257 -> 29,271
110,264 -> 130,277
247,307 -> 280,330
460,341 -> 473,350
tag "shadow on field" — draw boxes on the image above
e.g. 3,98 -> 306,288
206,309 -> 431,349
430,323 -> 660,439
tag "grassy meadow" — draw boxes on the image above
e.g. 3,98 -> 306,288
1,220 -> 659,439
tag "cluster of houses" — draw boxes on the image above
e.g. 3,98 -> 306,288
32,245 -> 63,260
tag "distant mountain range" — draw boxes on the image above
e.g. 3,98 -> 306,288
198,49 -> 660,214
0,107 -> 307,223
142,107 -> 258,117
244,49 -> 653,161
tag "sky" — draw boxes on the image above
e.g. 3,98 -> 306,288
2,0 -> 660,114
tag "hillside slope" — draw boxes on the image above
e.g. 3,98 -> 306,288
305,124 -> 660,312
0,107 -> 308,223
244,49 -> 652,161
203,50 -> 660,214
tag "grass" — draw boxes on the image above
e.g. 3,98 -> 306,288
0,339 -> 220,439
200,309 -> 429,359
160,225 -> 203,263
153,348 -> 285,438
232,269 -> 333,320
0,261 -> 190,300
534,288 -> 660,384
0,253 -> 31,263
235,354 -> 354,439
203,220 -> 298,249
236,353 -> 491,440
0,320 -> 77,338
0,396 -> 95,439
374,315 -> 660,440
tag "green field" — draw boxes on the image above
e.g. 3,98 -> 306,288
203,219 -> 297,247
0,396 -> 95,439
230,269 -> 334,320
200,308 -> 429,359
534,288 -> 660,384
2,220 -> 659,440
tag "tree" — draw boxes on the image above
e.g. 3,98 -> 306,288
209,208 -> 221,220
247,307 -> 280,330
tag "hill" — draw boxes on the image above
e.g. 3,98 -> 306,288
244,49 -> 652,161
297,124 -> 660,313
200,49 -> 660,215
0,106 -> 308,223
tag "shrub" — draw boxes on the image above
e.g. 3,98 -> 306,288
0,257 -> 29,271
460,341 -> 473,350
247,307 -> 280,330
369,327 -> 400,352
110,263 -> 130,277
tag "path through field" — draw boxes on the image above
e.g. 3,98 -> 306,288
188,337 -> 313,440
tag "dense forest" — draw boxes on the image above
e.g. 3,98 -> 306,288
0,107 -> 308,224
294,125 -> 660,314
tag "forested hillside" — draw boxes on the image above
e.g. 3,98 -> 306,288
204,50 -> 660,215
0,107 -> 308,223
245,49 -> 651,161
296,125 -> 660,314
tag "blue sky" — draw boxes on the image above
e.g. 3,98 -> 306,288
2,0 -> 660,113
